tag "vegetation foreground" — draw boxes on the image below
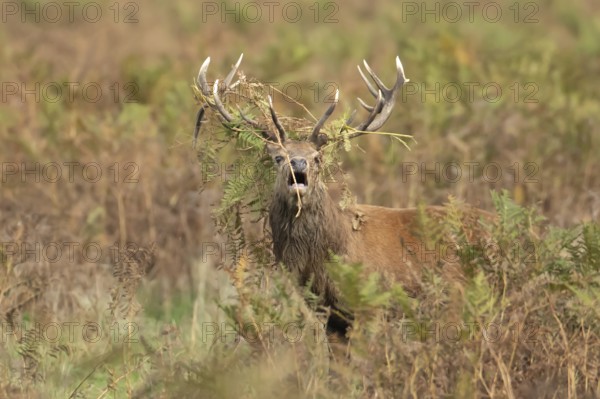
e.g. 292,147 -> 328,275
1,0 -> 600,398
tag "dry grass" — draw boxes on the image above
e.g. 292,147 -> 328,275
1,0 -> 599,397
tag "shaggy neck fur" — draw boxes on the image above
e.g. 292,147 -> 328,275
269,179 -> 349,308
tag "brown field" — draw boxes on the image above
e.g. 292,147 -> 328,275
1,0 -> 599,397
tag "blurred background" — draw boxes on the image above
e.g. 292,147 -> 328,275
0,0 -> 599,395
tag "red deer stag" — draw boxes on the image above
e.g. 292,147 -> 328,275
194,54 -> 493,335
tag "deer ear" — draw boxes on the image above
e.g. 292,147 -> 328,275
265,142 -> 280,155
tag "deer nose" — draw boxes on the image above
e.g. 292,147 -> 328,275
290,158 -> 307,171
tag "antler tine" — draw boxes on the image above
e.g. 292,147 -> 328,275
267,95 -> 287,143
362,59 -> 391,93
357,64 -> 378,97
192,107 -> 205,149
193,56 -> 211,149
348,55 -> 409,138
212,79 -> 234,122
309,89 -> 339,147
223,53 -> 244,87
395,56 -> 409,87
353,90 -> 384,133
357,97 -> 374,112
197,56 -> 212,96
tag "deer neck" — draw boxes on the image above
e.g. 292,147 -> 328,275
269,183 -> 349,304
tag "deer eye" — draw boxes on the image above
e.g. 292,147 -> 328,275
314,155 -> 321,165
274,156 -> 284,164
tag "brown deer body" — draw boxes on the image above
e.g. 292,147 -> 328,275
195,54 -> 493,334
266,141 -> 491,333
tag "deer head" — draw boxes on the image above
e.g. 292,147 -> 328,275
193,54 -> 409,207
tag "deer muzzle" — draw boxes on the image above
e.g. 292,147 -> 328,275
288,158 -> 308,194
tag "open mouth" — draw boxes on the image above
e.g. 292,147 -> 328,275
288,171 -> 308,193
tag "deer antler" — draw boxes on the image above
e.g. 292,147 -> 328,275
267,95 -> 287,143
348,56 -> 408,138
193,54 -> 244,148
194,55 -> 407,149
309,89 -> 339,149
306,56 -> 408,147
194,54 -> 288,146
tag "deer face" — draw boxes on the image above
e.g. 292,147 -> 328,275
266,140 -> 324,203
